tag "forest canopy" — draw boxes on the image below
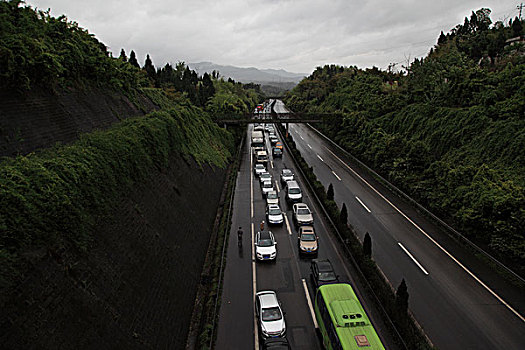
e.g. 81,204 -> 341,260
284,9 -> 525,274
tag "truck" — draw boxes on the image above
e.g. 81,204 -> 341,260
251,130 -> 265,154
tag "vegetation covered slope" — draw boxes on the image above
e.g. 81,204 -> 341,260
0,0 -> 260,288
285,9 -> 524,273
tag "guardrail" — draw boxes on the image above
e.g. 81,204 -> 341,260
306,123 -> 525,285
274,124 -> 412,350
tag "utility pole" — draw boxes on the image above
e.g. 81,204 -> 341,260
518,3 -> 524,20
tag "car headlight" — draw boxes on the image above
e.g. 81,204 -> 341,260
271,252 -> 276,257
300,245 -> 307,251
257,253 -> 263,258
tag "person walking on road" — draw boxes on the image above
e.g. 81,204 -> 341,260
237,226 -> 243,246
260,220 -> 265,232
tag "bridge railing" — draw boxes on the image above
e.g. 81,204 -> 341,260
214,112 -> 343,124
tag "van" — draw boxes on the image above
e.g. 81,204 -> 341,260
256,150 -> 269,164
285,180 -> 302,203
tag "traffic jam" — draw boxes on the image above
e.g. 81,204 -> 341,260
249,102 -> 384,349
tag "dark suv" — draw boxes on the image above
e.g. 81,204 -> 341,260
310,259 -> 339,289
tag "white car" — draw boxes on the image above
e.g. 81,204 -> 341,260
266,204 -> 284,225
255,231 -> 277,261
254,164 -> 266,176
266,190 -> 279,205
280,169 -> 294,185
255,291 -> 286,338
261,180 -> 274,197
259,172 -> 272,185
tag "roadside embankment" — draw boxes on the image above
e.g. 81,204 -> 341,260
1,105 -> 234,349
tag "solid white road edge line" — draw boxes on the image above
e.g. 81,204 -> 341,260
355,196 -> 371,213
317,154 -> 324,162
284,214 -> 292,236
332,170 -> 341,181
252,227 -> 258,347
302,278 -> 319,329
250,150 -> 254,219
326,147 -> 525,322
398,242 -> 429,275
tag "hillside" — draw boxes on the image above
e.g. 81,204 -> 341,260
189,61 -> 306,83
0,1 -> 255,347
285,8 -> 525,273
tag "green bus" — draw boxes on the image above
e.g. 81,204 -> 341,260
314,283 -> 385,349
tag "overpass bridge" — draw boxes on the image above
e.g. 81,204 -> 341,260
215,113 -> 340,125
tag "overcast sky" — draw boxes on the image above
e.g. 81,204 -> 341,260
26,0 -> 520,74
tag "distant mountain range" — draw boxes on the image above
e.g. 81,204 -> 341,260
188,62 -> 306,85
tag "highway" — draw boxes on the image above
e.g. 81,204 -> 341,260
215,118 -> 397,349
273,100 -> 525,349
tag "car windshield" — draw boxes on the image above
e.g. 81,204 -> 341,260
261,174 -> 271,179
256,165 -> 264,169
268,193 -> 277,199
269,208 -> 281,215
289,188 -> 301,194
301,233 -> 316,241
283,170 -> 292,175
319,272 -> 337,281
297,208 -> 310,215
262,307 -> 282,321
258,239 -> 273,247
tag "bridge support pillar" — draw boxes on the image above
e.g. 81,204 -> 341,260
285,122 -> 289,138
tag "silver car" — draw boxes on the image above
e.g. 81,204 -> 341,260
266,204 -> 284,225
280,169 -> 294,185
255,291 -> 286,338
259,172 -> 272,185
261,180 -> 274,197
266,190 -> 279,205
292,203 -> 314,226
254,164 -> 267,176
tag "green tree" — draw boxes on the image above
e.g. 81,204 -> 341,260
437,31 -> 446,45
396,279 -> 409,313
363,232 -> 372,257
119,48 -> 127,62
143,54 -> 156,82
327,183 -> 334,201
128,50 -> 140,68
512,17 -> 523,37
339,202 -> 348,227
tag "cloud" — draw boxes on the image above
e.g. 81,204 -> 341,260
26,0 -> 519,74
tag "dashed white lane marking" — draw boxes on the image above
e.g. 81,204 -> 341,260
398,242 -> 429,275
284,214 -> 292,236
275,180 -> 280,192
332,171 -> 341,181
327,148 -> 525,322
317,154 -> 324,162
355,196 -> 371,213
302,278 -> 319,329
307,144 -> 312,149
300,135 -> 304,140
270,160 -> 274,169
